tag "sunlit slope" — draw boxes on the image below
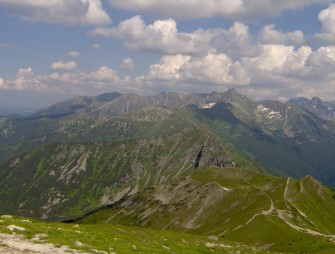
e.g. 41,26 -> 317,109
78,167 -> 335,253
0,127 -> 240,221
0,215 -> 269,254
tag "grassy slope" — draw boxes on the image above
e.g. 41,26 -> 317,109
0,123 -> 239,221
78,167 -> 335,253
0,106 -> 193,161
0,215 -> 269,254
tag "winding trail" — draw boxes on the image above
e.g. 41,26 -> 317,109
278,178 -> 335,243
228,177 -> 335,244
231,178 -> 275,231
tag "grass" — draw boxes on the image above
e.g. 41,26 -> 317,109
0,215 -> 269,253
76,167 -> 335,253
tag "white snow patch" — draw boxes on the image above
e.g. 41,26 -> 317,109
257,105 -> 270,112
201,103 -> 216,109
268,111 -> 282,119
257,105 -> 282,119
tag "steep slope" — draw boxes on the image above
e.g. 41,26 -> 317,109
0,106 -> 196,160
289,96 -> 335,121
0,127 -> 239,221
77,167 -> 335,253
184,94 -> 335,187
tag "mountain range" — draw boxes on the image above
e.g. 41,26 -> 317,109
1,89 -> 335,253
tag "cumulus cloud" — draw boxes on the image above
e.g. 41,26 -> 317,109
89,17 -> 307,58
145,44 -> 335,99
219,22 -> 259,57
51,61 -> 77,71
0,66 -> 140,95
120,57 -> 135,71
0,0 -> 111,26
0,68 -> 49,91
148,53 -> 249,86
2,45 -> 335,101
315,4 -> 335,42
89,15 -> 219,55
68,51 -> 81,57
90,17 -> 261,58
259,24 -> 305,45
108,0 -> 332,20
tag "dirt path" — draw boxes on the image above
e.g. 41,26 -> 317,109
231,178 -> 275,230
278,178 -> 335,243
232,177 -> 335,244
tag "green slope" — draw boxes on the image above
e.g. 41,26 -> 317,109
0,106 -> 195,160
0,215 -> 274,253
182,102 -> 335,187
0,126 -> 240,221
77,167 -> 335,253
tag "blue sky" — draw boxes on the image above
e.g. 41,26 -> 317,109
0,0 -> 335,109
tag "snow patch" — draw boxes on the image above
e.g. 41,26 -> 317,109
257,105 -> 282,119
200,103 -> 216,109
257,105 -> 270,112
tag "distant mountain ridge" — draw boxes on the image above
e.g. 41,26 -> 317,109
1,89 -> 335,187
32,90 -> 335,123
31,89 -> 253,117
289,96 -> 335,120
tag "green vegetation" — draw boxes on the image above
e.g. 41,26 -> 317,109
77,167 -> 335,253
0,215 -> 268,253
1,91 -> 335,253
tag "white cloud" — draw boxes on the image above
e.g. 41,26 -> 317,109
148,55 -> 191,81
68,51 -> 81,57
0,66 -> 141,95
89,17 -> 260,57
315,4 -> 335,42
120,57 -> 135,71
44,67 -> 144,94
259,24 -> 305,45
145,44 -> 335,100
0,0 -> 111,26
89,16 -> 217,55
148,53 -> 249,85
220,22 -> 258,57
92,43 -> 100,49
89,17 -> 306,58
0,76 -> 8,89
51,61 -> 77,71
2,45 -> 335,101
108,0 -> 333,20
0,68 -> 49,91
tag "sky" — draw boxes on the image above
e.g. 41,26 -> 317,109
1,0 -> 335,109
